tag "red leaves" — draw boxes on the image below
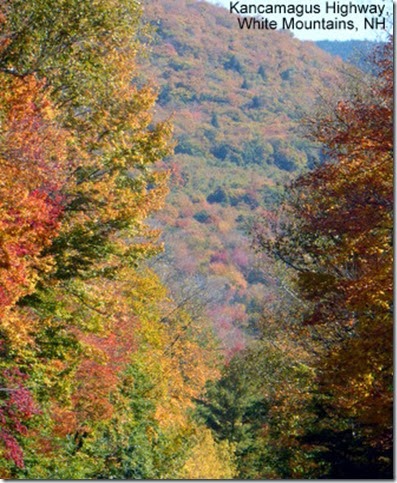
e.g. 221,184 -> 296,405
0,369 -> 39,468
0,75 -> 71,317
70,315 -> 137,432
72,360 -> 118,427
291,39 -> 392,453
252,41 -> 393,474
0,432 -> 24,469
0,74 -> 73,469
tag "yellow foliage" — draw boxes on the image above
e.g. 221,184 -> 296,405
127,269 -> 220,430
179,428 -> 236,479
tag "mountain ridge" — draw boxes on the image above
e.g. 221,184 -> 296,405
140,0 -> 355,348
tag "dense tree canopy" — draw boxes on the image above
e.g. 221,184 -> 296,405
247,37 -> 392,478
0,0 -> 230,478
0,0 -> 391,478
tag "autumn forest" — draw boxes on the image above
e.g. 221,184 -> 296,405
0,0 -> 392,479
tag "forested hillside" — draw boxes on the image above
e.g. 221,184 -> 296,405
0,0 -> 392,478
0,0 -> 232,477
142,0 -> 347,349
196,37 -> 392,478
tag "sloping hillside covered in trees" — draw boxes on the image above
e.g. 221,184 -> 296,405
195,37 -> 393,478
141,0 -> 347,348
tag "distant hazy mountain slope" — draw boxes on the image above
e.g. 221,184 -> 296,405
141,0 -> 352,348
316,39 -> 383,70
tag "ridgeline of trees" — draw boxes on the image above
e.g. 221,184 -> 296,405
142,0 -> 350,351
